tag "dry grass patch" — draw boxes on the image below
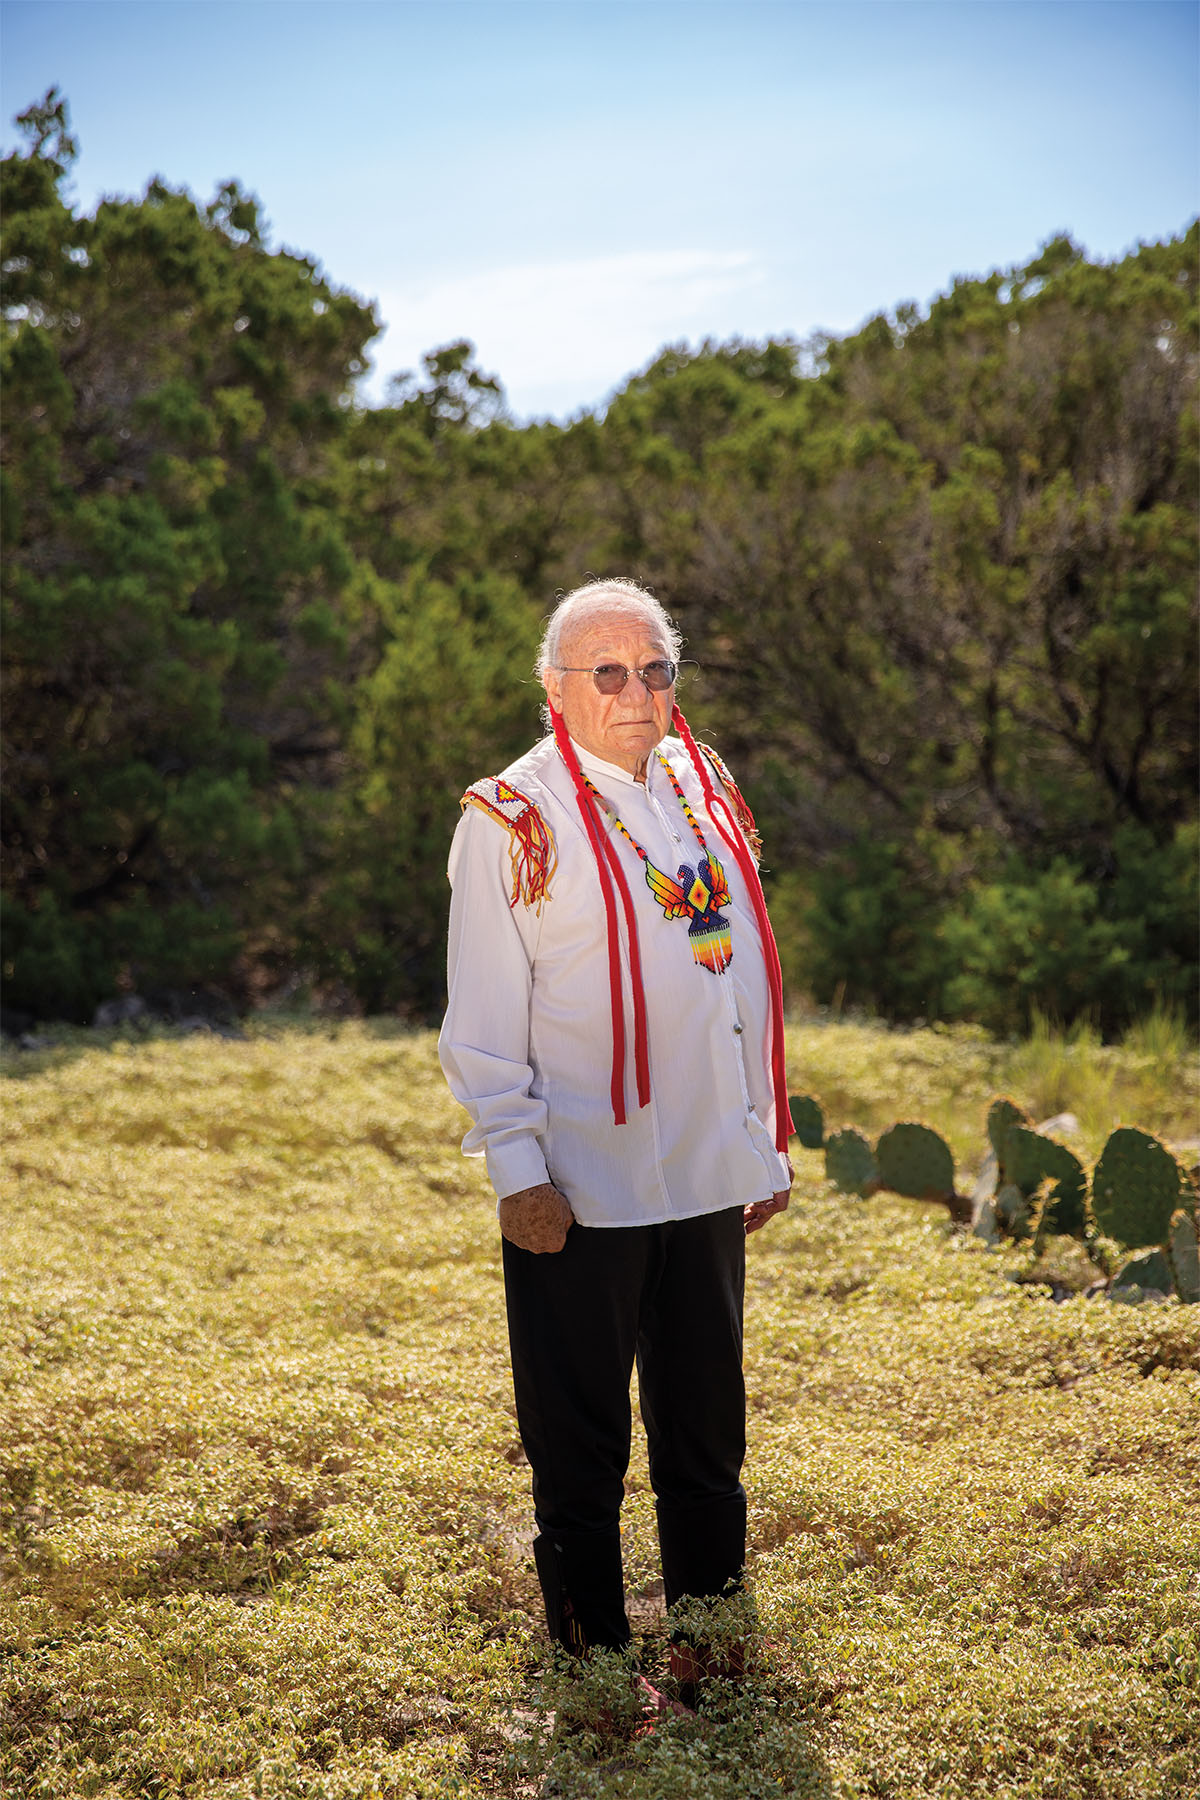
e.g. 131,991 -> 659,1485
2,1020 -> 1197,1798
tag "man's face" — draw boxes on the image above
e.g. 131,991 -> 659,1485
543,609 -> 675,776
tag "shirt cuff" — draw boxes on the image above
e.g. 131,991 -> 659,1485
486,1135 -> 552,1201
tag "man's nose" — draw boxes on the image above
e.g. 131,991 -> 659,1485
618,670 -> 650,702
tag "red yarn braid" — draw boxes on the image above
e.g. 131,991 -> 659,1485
550,710 -> 650,1124
671,704 -> 792,1152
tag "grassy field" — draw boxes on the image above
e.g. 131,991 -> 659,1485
2,1018 -> 1198,1799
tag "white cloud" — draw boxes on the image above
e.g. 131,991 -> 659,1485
361,249 -> 767,419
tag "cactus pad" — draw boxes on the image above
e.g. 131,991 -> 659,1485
1092,1127 -> 1185,1249
825,1128 -> 878,1197
875,1122 -> 956,1200
788,1093 -> 825,1150
996,1182 -> 1034,1241
1111,1248 -> 1174,1299
1005,1126 -> 1087,1236
1167,1209 -> 1200,1305
987,1096 -> 1031,1174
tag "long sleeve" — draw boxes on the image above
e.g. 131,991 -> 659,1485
439,736 -> 787,1226
438,806 -> 552,1201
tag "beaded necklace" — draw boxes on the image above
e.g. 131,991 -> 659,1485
581,752 -> 733,975
550,704 -> 791,1153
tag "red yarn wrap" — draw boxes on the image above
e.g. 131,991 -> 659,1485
550,711 -> 651,1125
696,743 -> 763,861
672,704 -> 792,1153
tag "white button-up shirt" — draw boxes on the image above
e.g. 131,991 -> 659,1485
438,733 -> 790,1227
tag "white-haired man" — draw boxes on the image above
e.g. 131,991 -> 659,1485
439,578 -> 793,1705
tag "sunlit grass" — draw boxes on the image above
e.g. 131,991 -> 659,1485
2,1021 -> 1197,1798
787,1009 -> 1198,1169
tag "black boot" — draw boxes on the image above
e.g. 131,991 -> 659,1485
533,1524 -> 632,1653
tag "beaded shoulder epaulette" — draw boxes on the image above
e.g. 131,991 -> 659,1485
461,777 -> 557,912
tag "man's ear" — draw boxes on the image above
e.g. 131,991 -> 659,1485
542,668 -> 564,717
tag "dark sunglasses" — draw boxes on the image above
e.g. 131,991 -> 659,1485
556,659 -> 678,695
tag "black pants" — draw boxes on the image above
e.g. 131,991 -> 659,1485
502,1204 -> 747,1651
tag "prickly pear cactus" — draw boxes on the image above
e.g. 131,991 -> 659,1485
1092,1127 -> 1185,1249
996,1182 -> 1034,1242
825,1128 -> 878,1197
987,1096 -> 1031,1179
875,1122 -> 955,1200
1167,1208 -> 1200,1304
1111,1248 -> 1174,1301
1005,1127 -> 1055,1194
788,1094 -> 825,1150
1005,1126 -> 1088,1237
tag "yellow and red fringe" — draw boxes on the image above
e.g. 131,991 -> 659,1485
461,778 -> 557,912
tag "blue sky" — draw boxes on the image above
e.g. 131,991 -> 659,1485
2,0 -> 1196,418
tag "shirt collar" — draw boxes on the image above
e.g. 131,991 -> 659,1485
571,738 -> 658,790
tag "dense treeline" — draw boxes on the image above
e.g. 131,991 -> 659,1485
3,93 -> 1197,1032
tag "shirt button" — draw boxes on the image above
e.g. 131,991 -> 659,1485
733,1023 -> 744,1035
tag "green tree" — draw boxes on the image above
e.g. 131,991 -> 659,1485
565,236 -> 1197,1029
310,567 -> 544,1013
2,92 -> 378,1018
3,94 -> 1193,1033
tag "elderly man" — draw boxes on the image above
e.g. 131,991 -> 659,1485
438,577 -> 793,1696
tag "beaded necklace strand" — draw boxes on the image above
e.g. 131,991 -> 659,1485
579,752 -> 704,854
670,704 -> 789,1151
581,753 -> 734,977
550,705 -> 791,1153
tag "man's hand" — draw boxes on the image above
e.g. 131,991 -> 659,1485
744,1155 -> 794,1235
499,1182 -> 575,1254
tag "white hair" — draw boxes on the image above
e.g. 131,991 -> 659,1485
536,578 -> 683,679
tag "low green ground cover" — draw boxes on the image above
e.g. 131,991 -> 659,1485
2,1021 -> 1197,1798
